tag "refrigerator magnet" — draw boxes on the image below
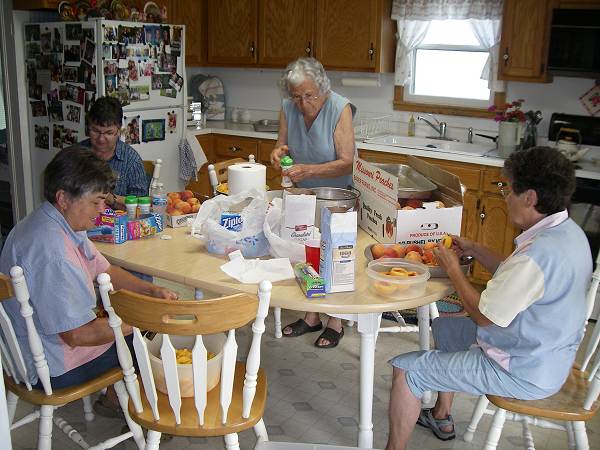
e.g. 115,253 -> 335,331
142,119 -> 165,143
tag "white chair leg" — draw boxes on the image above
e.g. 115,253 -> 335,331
522,418 -> 535,450
464,395 -> 490,442
484,408 -> 506,450
572,421 -> 589,450
38,404 -> 54,450
145,430 -> 161,450
224,432 -> 241,450
429,302 -> 439,321
567,421 -> 577,450
114,380 -> 145,450
273,307 -> 282,338
6,391 -> 18,424
253,418 -> 269,443
53,415 -> 89,448
82,395 -> 94,422
347,320 -> 355,327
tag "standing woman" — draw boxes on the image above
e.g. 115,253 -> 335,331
270,57 -> 356,348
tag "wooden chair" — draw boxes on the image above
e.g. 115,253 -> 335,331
97,272 -> 272,449
0,266 -> 145,450
463,249 -> 600,450
207,158 -> 247,196
143,158 -> 162,192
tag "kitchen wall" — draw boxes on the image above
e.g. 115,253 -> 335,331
187,66 -> 597,145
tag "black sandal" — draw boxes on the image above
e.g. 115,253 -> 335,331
283,318 -> 323,337
314,327 -> 344,349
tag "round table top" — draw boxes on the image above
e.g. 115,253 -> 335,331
96,227 -> 454,314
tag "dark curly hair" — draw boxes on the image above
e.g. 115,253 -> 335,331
87,96 -> 123,127
503,146 -> 575,215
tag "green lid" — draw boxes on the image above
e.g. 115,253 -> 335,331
138,196 -> 151,204
124,195 -> 138,204
280,156 -> 293,167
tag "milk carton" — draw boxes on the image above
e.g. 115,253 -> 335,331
319,207 -> 357,293
280,189 -> 316,243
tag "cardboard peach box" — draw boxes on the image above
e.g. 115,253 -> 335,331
166,190 -> 201,228
352,156 -> 463,245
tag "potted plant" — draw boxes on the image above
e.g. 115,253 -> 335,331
488,100 -> 526,158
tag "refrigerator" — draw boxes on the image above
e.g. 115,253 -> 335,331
23,18 -> 187,206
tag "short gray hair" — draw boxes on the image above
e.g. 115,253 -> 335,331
278,57 -> 331,98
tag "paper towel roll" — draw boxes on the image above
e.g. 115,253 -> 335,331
228,163 -> 267,195
340,77 -> 380,87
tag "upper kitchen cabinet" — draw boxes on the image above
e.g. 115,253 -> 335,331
207,0 -> 258,65
170,0 -> 207,66
315,0 -> 395,72
259,0 -> 316,66
498,0 -> 553,82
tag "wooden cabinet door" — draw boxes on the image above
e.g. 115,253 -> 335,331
207,0 -> 258,65
499,0 -> 552,82
171,0 -> 207,66
315,0 -> 379,70
214,135 -> 259,160
259,0 -> 316,66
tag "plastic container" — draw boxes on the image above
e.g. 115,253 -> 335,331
280,155 -> 294,188
151,182 -> 167,218
147,333 -> 225,397
408,114 -> 416,137
124,195 -> 138,219
366,258 -> 430,299
138,196 -> 151,215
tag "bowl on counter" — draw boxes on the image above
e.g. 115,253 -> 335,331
366,259 -> 430,299
311,186 -> 361,227
253,119 -> 280,133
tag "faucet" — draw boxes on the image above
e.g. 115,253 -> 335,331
467,127 -> 473,144
417,114 -> 448,139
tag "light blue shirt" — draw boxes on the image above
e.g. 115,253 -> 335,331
283,91 -> 356,189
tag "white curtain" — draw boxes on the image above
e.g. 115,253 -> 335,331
470,19 -> 504,92
392,0 -> 503,86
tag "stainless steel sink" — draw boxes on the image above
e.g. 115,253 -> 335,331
364,135 -> 495,157
253,119 -> 279,133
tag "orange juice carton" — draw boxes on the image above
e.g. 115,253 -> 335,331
319,207 -> 357,293
293,262 -> 326,298
126,213 -> 163,240
87,209 -> 128,244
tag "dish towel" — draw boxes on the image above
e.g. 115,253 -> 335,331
179,129 -> 208,183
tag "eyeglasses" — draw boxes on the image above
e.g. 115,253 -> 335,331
291,92 -> 320,103
89,127 -> 120,138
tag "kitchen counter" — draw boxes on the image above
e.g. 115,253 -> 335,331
188,122 -> 600,181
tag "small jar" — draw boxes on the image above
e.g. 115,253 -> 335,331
138,196 -> 151,215
280,155 -> 294,188
125,195 -> 138,219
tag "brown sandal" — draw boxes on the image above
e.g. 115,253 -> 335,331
283,319 -> 323,337
315,327 -> 344,348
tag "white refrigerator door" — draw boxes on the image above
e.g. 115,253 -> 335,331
121,106 -> 185,193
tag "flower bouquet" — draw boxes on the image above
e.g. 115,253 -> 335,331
488,99 -> 526,123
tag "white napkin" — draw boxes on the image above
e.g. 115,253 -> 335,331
220,250 -> 295,284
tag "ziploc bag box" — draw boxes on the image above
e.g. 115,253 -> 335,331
127,213 -> 163,240
87,209 -> 128,244
293,262 -> 326,298
319,207 -> 357,293
353,156 -> 463,245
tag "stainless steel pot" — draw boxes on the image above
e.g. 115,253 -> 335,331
310,186 -> 361,228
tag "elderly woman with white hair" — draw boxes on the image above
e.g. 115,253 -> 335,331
271,57 -> 356,348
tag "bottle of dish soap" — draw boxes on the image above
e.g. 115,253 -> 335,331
408,114 -> 416,137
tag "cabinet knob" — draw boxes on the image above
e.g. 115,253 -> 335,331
480,206 -> 486,224
368,43 -> 375,60
249,41 -> 255,55
229,146 -> 241,152
503,48 -> 509,65
305,41 -> 311,56
491,181 -> 505,187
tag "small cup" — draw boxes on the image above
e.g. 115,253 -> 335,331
305,239 -> 321,273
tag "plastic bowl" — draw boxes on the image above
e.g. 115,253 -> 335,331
366,258 -> 430,299
147,333 -> 225,397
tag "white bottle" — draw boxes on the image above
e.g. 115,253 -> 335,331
151,182 -> 167,219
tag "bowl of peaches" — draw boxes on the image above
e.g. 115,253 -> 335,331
366,259 -> 430,299
365,237 -> 472,278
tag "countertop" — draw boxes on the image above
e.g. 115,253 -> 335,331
187,122 -> 600,181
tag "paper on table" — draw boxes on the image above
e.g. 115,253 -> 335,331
220,250 -> 295,284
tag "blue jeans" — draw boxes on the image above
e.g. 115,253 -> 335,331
34,334 -> 135,390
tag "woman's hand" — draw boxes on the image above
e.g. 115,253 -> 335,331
284,164 -> 313,183
449,235 -> 477,259
270,144 -> 289,170
149,285 -> 179,300
433,243 -> 462,276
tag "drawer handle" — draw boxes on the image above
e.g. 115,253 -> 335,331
229,146 -> 241,152
480,206 -> 486,225
491,180 -> 505,187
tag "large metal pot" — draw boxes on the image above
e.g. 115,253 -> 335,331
310,186 -> 361,228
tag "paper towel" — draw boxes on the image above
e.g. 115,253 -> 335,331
228,163 -> 266,195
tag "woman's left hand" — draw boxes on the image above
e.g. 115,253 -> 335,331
433,243 -> 461,276
284,164 -> 313,183
149,285 -> 179,300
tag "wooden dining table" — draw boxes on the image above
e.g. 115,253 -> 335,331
95,227 -> 453,448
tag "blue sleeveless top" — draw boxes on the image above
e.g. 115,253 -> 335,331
282,91 -> 356,189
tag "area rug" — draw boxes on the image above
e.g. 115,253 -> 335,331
381,291 -> 466,325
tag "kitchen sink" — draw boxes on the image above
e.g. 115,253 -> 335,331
365,135 -> 495,157
253,119 -> 279,133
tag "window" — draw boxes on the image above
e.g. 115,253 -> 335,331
405,20 -> 491,109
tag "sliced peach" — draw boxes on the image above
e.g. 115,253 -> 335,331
373,281 -> 397,296
441,235 -> 452,248
405,251 -> 422,263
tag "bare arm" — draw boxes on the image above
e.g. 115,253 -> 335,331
284,105 -> 355,183
105,264 -> 178,300
60,317 -> 132,347
270,110 -> 289,170
450,235 -> 505,274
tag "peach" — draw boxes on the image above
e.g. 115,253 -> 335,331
168,192 -> 181,201
406,199 -> 424,209
371,243 -> 387,259
405,251 -> 422,263
187,197 -> 199,205
423,242 -> 437,250
170,209 -> 183,216
422,250 -> 437,265
191,203 -> 200,213
405,244 -> 423,255
441,235 -> 453,248
383,247 -> 398,258
391,244 -> 406,258
176,201 -> 192,214
166,205 -> 176,214
167,196 -> 173,206
180,190 -> 194,201
435,200 -> 446,209
401,205 -> 415,210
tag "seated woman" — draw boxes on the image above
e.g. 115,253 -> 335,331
270,57 -> 356,348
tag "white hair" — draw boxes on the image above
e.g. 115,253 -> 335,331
278,57 -> 331,98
